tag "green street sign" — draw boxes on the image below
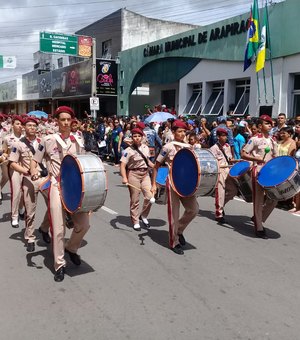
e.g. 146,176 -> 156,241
40,32 -> 78,56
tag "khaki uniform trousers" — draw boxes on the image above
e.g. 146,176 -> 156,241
214,168 -> 230,218
224,176 -> 239,206
22,176 -> 49,244
8,167 -> 24,221
48,179 -> 90,271
166,178 -> 199,249
252,167 -> 277,231
127,169 -> 152,225
0,162 -> 9,191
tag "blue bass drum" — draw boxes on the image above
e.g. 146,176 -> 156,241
229,161 -> 252,202
60,154 -> 107,213
257,156 -> 300,201
155,167 -> 169,205
170,148 -> 219,197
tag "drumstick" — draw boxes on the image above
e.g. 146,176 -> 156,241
126,183 -> 141,191
263,146 -> 271,161
220,164 -> 234,168
126,183 -> 156,203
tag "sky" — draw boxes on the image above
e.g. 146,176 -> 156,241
0,0 -> 283,83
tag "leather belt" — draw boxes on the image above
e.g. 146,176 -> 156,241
129,168 -> 147,171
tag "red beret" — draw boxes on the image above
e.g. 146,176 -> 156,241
172,120 -> 187,130
71,119 -> 79,125
260,114 -> 273,124
136,122 -> 145,129
12,115 -> 23,124
24,116 -> 38,125
216,127 -> 228,136
131,128 -> 144,136
54,106 -> 75,118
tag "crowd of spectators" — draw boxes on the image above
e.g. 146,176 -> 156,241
75,107 -> 299,213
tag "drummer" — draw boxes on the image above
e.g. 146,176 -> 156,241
241,114 -> 278,239
3,115 -> 25,227
30,106 -> 90,282
8,117 -> 50,252
151,120 -> 199,255
120,128 -> 154,231
210,128 -> 235,223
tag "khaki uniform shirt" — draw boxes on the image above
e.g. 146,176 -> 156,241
33,133 -> 84,178
3,133 -> 22,153
162,128 -> 174,144
9,138 -> 41,171
156,142 -> 186,168
243,133 -> 278,172
210,143 -> 232,167
121,144 -> 150,170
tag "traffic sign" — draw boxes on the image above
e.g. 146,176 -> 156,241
90,96 -> 99,111
40,32 -> 78,56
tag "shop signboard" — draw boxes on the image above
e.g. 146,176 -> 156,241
52,59 -> 92,98
39,71 -> 52,98
0,80 -> 17,102
22,70 -> 39,100
96,59 -> 117,95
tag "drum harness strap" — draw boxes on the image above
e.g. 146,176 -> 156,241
20,137 -> 48,177
216,142 -> 230,165
130,145 -> 150,170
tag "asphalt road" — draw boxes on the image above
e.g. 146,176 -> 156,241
0,162 -> 300,340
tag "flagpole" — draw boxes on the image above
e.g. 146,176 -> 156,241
256,73 -> 261,103
262,68 -> 268,103
265,1 -> 275,103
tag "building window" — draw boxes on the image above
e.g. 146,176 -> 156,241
102,39 -> 112,59
132,85 -> 149,96
293,75 -> 300,116
183,84 -> 202,115
57,58 -> 63,68
120,70 -> 124,79
120,101 -> 123,109
45,62 -> 51,70
120,86 -> 123,94
203,82 -> 224,115
233,79 -> 250,115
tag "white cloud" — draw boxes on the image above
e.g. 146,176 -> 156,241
0,0 -> 285,82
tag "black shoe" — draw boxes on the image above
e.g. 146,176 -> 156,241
54,267 -> 65,282
65,248 -> 81,266
256,229 -> 268,239
215,216 -> 226,224
39,227 -> 51,244
65,213 -> 74,229
178,234 -> 186,246
19,211 -> 25,220
139,215 -> 150,228
26,242 -> 35,252
171,244 -> 184,255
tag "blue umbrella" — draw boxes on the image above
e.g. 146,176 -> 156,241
145,111 -> 176,123
27,110 -> 48,119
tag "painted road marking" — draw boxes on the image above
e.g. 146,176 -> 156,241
101,206 -> 118,215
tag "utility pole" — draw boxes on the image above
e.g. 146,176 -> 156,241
91,37 -> 97,120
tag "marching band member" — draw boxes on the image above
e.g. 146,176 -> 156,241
31,106 -> 89,282
210,128 -> 234,223
3,116 -> 25,227
120,128 -> 154,231
8,117 -> 50,252
152,120 -> 199,255
241,115 -> 278,239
